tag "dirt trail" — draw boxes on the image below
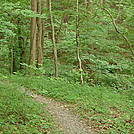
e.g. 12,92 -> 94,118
18,87 -> 97,134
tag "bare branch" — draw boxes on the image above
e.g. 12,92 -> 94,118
102,8 -> 134,56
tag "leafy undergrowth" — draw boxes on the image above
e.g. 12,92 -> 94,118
0,80 -> 62,134
1,74 -> 134,134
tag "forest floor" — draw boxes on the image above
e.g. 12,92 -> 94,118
0,81 -> 62,134
0,80 -> 96,134
0,74 -> 133,134
18,87 -> 96,134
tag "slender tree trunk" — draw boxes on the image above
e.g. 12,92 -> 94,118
29,0 -> 37,66
41,20 -> 44,53
76,0 -> 84,84
20,37 -> 25,69
41,0 -> 46,54
36,0 -> 43,68
48,0 -> 58,78
17,18 -> 25,69
17,18 -> 22,69
9,37 -> 14,74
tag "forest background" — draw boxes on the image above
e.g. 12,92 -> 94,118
0,0 -> 134,133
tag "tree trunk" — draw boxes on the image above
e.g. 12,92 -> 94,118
41,0 -> 46,54
76,0 -> 83,84
9,37 -> 14,74
48,0 -> 58,78
29,0 -> 37,66
36,0 -> 43,68
17,18 -> 25,70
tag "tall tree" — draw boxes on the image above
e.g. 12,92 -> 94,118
9,36 -> 14,74
48,0 -> 58,78
41,0 -> 46,54
76,0 -> 83,84
29,0 -> 37,66
36,0 -> 43,68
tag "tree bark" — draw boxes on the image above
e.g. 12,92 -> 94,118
49,0 -> 58,78
17,18 -> 25,70
76,0 -> 84,84
36,0 -> 43,68
9,37 -> 14,74
41,0 -> 46,54
29,0 -> 37,66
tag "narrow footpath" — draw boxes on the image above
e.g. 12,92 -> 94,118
19,87 -> 96,134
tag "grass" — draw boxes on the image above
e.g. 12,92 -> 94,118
0,73 -> 134,134
0,79 -> 62,134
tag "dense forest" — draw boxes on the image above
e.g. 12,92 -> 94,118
0,0 -> 134,134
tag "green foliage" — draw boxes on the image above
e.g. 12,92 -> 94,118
39,0 -> 134,90
0,0 -> 133,90
0,0 -> 134,133
0,1 -> 31,72
0,79 -> 60,133
2,74 -> 133,134
19,63 -> 46,76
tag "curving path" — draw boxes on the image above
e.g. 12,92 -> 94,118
19,88 -> 96,134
